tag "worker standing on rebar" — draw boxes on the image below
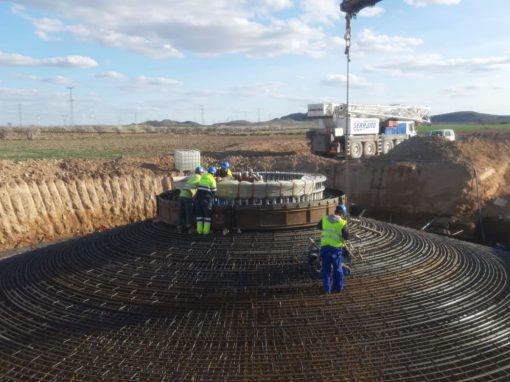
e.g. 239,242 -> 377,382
177,166 -> 204,234
318,204 -> 350,293
195,166 -> 217,235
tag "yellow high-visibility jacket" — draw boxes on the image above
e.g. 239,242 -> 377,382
179,173 -> 202,199
320,215 -> 347,248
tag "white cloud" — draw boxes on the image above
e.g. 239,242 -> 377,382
320,74 -> 377,89
443,82 -> 504,96
0,87 -> 39,98
300,0 -> 339,26
358,6 -> 384,17
254,0 -> 293,12
230,82 -> 284,96
10,3 -> 26,16
365,54 -> 510,75
28,75 -> 73,85
355,29 -> 423,54
95,71 -> 126,80
0,51 -> 98,68
404,0 -> 461,7
14,0 -> 330,59
135,76 -> 182,87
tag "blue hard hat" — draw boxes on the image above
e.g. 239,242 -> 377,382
208,166 -> 217,175
195,166 -> 204,174
221,160 -> 230,170
336,204 -> 347,215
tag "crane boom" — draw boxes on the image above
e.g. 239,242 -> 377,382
308,103 -> 431,124
336,103 -> 431,123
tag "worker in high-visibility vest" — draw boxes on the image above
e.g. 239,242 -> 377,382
177,166 -> 204,233
318,204 -> 350,293
195,166 -> 217,235
216,160 -> 233,178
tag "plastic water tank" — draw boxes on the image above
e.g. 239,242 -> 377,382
175,150 -> 201,172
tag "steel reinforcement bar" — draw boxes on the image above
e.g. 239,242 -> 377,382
0,219 -> 509,380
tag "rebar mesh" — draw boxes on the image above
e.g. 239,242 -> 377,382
0,218 -> 509,381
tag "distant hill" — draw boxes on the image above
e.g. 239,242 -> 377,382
142,111 -> 510,127
431,111 -> 510,124
212,120 -> 251,126
143,113 -> 309,127
274,112 -> 307,122
143,119 -> 201,127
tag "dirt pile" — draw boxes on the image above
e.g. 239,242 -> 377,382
204,153 -> 335,174
0,158 -> 176,250
0,171 -> 164,251
0,153 -> 333,251
386,137 -> 463,161
0,157 -> 174,184
385,136 -> 510,203
329,136 -> 510,235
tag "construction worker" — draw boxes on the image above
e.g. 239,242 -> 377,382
216,160 -> 233,178
195,166 -> 217,235
317,204 -> 350,293
177,166 -> 203,233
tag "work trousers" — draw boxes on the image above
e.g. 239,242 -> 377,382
195,193 -> 213,234
321,245 -> 344,293
178,197 -> 194,229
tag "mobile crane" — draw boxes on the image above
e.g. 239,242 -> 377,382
307,0 -> 431,158
307,103 -> 431,158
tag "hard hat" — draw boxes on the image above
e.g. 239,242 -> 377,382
336,204 -> 347,215
195,166 -> 204,174
221,160 -> 230,170
208,166 -> 217,175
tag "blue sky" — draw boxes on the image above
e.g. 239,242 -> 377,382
1,0 -> 509,125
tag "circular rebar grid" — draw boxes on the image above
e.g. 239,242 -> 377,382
0,219 -> 509,381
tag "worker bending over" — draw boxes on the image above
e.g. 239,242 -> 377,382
195,166 -> 217,235
216,160 -> 233,178
318,204 -> 350,293
177,166 -> 203,233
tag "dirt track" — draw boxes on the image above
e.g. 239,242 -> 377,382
1,130 -> 509,250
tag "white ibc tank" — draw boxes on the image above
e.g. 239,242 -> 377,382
175,150 -> 201,171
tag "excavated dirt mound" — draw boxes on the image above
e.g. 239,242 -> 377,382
0,157 -> 174,184
0,153 -> 335,251
1,131 -> 509,251
385,136 -> 510,204
386,136 -> 463,161
326,135 -> 510,243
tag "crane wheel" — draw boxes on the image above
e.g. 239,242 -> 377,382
363,141 -> 376,156
350,141 -> 363,159
382,141 -> 394,154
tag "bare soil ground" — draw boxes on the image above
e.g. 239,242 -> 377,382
1,129 -> 509,251
0,134 -> 308,183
